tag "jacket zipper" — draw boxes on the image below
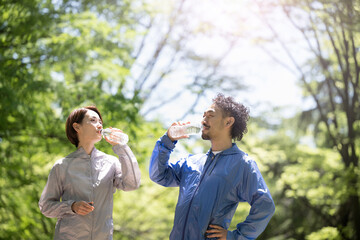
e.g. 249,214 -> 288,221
181,153 -> 220,240
89,156 -> 94,240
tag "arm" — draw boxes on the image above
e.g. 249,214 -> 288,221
113,144 -> 141,191
38,164 -> 76,218
229,160 -> 275,240
149,133 -> 184,187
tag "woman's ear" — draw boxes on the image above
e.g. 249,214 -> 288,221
73,122 -> 80,133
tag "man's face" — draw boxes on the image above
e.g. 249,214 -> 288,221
201,104 -> 226,140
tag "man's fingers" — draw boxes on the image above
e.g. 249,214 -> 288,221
206,225 -> 227,240
206,230 -> 222,238
208,224 -> 222,229
207,233 -> 221,237
207,233 -> 222,238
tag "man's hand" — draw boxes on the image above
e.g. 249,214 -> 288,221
71,201 -> 94,215
206,224 -> 228,240
167,121 -> 190,142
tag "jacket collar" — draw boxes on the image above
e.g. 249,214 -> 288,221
67,146 -> 99,159
207,143 -> 241,156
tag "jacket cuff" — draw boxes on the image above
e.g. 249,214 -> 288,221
112,143 -> 127,152
66,200 -> 77,215
160,133 -> 177,150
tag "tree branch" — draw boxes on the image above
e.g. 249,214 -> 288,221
134,0 -> 186,94
142,90 -> 183,117
260,2 -> 341,151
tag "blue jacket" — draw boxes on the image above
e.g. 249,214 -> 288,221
149,134 -> 275,240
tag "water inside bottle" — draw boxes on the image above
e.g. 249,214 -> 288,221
101,128 -> 128,145
186,125 -> 202,135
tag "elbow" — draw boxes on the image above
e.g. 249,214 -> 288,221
270,200 -> 275,217
149,170 -> 157,183
39,203 -> 54,218
38,201 -> 47,216
256,193 -> 276,220
123,177 -> 141,191
263,197 -> 275,221
149,171 -> 164,186
262,191 -> 276,218
132,178 -> 141,190
149,167 -> 164,185
41,211 -> 55,219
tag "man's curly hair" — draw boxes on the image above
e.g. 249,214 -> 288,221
213,93 -> 250,141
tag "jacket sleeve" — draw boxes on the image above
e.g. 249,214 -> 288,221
113,144 -> 141,191
228,160 -> 275,240
38,163 -> 75,218
149,133 -> 184,187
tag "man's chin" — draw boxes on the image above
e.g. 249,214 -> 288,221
201,133 -> 210,140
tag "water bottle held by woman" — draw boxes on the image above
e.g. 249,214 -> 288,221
101,128 -> 129,145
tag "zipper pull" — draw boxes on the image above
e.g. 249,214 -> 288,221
208,154 -> 220,175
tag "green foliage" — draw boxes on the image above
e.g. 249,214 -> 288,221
243,113 -> 359,240
305,227 -> 341,240
112,168 -> 179,239
255,0 -> 360,238
1,0 -> 359,239
0,0 -> 247,238
0,0 -> 146,239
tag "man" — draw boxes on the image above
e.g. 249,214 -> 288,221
149,94 -> 275,240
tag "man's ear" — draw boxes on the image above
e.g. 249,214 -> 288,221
225,117 -> 235,127
73,122 -> 80,133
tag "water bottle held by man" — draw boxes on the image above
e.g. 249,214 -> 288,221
168,122 -> 203,139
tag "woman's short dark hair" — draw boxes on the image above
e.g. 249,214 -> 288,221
65,106 -> 103,147
213,93 -> 250,141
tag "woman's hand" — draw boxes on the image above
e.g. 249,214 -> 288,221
104,127 -> 124,146
71,201 -> 94,215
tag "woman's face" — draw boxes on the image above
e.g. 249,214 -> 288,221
75,110 -> 103,144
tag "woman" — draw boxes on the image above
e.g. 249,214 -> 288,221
39,106 -> 141,239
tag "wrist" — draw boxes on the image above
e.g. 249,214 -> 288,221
161,133 -> 177,148
167,132 -> 175,142
71,202 -> 76,213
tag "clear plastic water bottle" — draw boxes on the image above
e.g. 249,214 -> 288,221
101,128 -> 129,145
168,122 -> 203,138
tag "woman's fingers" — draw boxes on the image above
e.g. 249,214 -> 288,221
72,201 -> 95,215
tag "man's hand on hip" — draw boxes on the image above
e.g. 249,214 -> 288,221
206,224 -> 228,240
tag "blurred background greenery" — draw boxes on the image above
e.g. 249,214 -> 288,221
0,0 -> 359,239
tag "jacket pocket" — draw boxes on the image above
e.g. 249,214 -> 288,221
56,215 -> 81,240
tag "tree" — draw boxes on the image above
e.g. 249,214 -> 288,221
0,0 -> 249,239
0,0 -> 141,238
242,114 -> 346,240
128,0 -> 247,119
252,0 -> 360,238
